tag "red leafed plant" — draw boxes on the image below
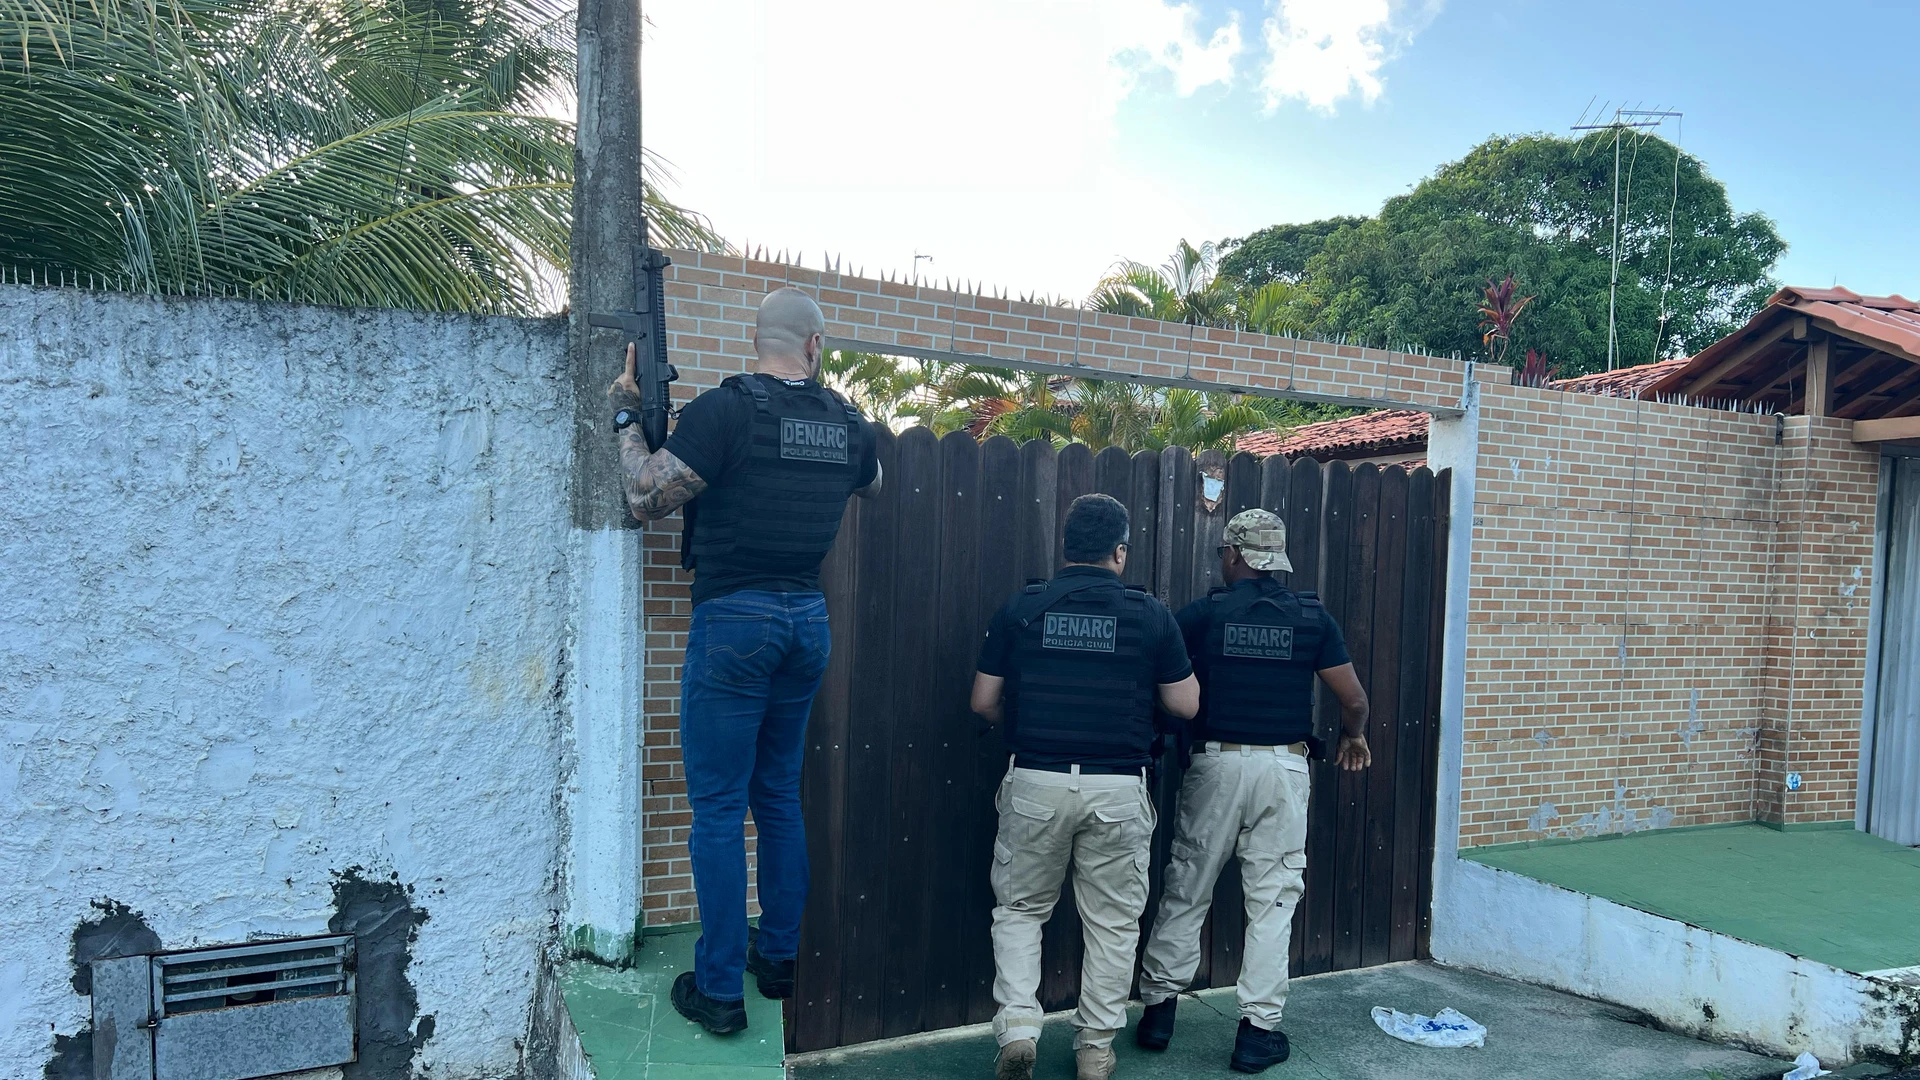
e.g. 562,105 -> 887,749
1516,349 -> 1560,388
1477,275 -> 1535,368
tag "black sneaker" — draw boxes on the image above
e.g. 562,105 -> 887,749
746,927 -> 794,999
670,971 -> 747,1035
1135,998 -> 1176,1050
1230,1018 -> 1290,1073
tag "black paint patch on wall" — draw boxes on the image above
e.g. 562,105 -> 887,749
47,900 -> 163,1080
68,899 -> 162,995
331,867 -> 433,1079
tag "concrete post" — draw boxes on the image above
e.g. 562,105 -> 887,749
565,0 -> 645,963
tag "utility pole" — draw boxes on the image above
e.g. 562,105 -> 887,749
566,0 -> 647,964
1572,107 -> 1679,371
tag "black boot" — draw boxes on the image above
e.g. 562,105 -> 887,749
670,971 -> 747,1035
746,927 -> 795,999
1230,1018 -> 1290,1073
1135,998 -> 1176,1050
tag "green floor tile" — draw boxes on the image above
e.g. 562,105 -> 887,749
1465,824 -> 1920,973
563,925 -> 788,1078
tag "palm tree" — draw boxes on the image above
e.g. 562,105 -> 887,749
0,0 -> 721,314
1089,239 -> 1236,327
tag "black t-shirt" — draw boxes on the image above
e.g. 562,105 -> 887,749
1173,577 -> 1351,689
666,378 -> 879,606
976,566 -> 1194,766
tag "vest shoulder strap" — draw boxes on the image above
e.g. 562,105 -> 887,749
1123,587 -> 1150,603
1296,590 -> 1323,612
1013,577 -> 1133,627
723,373 -> 772,412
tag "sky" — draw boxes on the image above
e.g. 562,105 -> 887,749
641,0 -> 1919,304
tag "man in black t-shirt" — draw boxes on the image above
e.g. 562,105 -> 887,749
969,494 -> 1198,1080
608,287 -> 880,1036
1133,509 -> 1371,1074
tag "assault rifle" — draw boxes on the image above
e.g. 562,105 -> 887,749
590,244 -> 678,452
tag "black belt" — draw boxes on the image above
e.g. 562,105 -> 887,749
1013,759 -> 1145,776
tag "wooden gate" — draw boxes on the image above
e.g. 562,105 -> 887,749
787,428 -> 1451,1052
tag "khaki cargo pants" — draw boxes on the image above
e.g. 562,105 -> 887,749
1138,741 -> 1310,1031
990,762 -> 1155,1051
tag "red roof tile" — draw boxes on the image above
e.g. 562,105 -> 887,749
1238,408 -> 1431,461
1248,355 -> 1686,459
1549,356 -> 1691,397
1644,286 -> 1920,406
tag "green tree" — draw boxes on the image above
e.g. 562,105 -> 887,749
1219,134 -> 1785,376
1218,217 -> 1365,288
0,0 -> 721,313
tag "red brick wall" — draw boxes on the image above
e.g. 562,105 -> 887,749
637,252 -> 1471,924
634,252 -> 1882,917
1457,387 -> 1879,849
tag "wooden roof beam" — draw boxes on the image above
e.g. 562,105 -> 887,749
1673,318 -> 1799,398
1833,358 -> 1920,419
1853,416 -> 1920,442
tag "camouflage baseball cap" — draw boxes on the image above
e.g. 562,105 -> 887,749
1224,508 -> 1293,572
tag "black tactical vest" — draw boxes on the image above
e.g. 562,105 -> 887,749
1199,578 -> 1326,747
1003,571 -> 1161,767
682,374 -> 870,572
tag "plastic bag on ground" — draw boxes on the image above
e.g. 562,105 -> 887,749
1782,1052 -> 1829,1080
1369,1006 -> 1488,1048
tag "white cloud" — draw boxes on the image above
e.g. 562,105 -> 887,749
640,1 -> 1251,298
1258,0 -> 1440,113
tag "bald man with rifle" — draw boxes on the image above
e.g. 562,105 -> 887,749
609,287 -> 882,1035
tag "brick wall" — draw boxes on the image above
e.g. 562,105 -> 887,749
1758,416 -> 1882,825
637,251 -> 1471,925
1457,386 -> 1880,849
634,252 -> 1883,916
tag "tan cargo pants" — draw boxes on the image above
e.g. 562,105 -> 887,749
989,762 -> 1155,1051
1138,741 -> 1310,1031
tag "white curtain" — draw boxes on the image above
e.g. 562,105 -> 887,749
1871,455 -> 1920,845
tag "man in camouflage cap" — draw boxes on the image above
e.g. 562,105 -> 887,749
1133,508 -> 1373,1073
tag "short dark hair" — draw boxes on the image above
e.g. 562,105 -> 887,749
1063,493 -> 1130,564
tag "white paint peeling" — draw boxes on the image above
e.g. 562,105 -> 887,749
0,287 -> 572,1076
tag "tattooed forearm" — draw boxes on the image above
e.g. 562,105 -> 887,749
620,436 -> 707,521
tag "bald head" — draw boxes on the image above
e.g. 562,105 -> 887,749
754,287 -> 827,376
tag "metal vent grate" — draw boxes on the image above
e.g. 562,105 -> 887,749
152,935 -> 352,1019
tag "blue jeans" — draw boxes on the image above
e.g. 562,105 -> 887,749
680,590 -> 831,1001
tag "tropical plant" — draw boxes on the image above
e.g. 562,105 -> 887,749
1477,274 -> 1534,367
0,0 -> 721,313
1089,239 -> 1237,327
1516,348 -> 1559,389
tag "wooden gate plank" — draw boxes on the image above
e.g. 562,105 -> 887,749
791,486 -> 861,1051
837,427 -> 899,1046
1332,464 -> 1379,972
924,432 -> 984,1031
967,436 -> 1025,1023
1390,467 -> 1435,962
882,428 -> 943,1037
1302,460 -> 1346,977
1417,470 -> 1451,960
1277,456 -> 1321,978
1361,466 -> 1408,968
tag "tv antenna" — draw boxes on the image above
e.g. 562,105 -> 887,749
1572,106 -> 1682,370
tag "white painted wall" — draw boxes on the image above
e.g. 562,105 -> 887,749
1432,860 -> 1917,1065
0,287 -> 574,1076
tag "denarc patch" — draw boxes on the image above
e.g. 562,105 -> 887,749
1042,612 -> 1117,653
1222,622 -> 1292,659
780,417 -> 849,462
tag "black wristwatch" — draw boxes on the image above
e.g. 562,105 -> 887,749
612,406 -> 640,431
